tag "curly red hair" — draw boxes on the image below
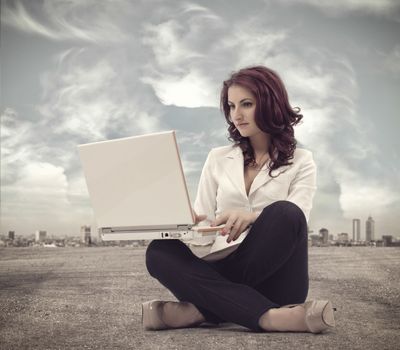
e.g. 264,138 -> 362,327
220,66 -> 303,177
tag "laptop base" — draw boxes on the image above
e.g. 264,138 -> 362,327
100,230 -> 217,241
100,230 -> 192,241
99,224 -> 224,241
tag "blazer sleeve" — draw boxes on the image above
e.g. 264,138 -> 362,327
193,149 -> 218,226
286,150 -> 317,223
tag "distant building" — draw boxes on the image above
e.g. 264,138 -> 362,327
352,219 -> 361,241
319,228 -> 329,245
337,232 -> 349,243
366,216 -> 375,241
382,235 -> 393,246
81,225 -> 91,245
8,231 -> 15,241
35,230 -> 47,242
309,234 -> 321,246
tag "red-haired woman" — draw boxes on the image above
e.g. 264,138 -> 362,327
142,66 -> 336,333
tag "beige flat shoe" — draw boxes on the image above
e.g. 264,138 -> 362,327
142,300 -> 168,331
303,300 -> 336,333
281,300 -> 336,334
142,300 -> 204,331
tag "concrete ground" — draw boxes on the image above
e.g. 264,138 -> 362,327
0,245 -> 399,350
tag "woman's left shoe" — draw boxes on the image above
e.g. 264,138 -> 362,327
142,300 -> 204,331
281,300 -> 336,334
303,300 -> 336,333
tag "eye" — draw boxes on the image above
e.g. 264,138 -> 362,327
243,101 -> 253,107
228,104 -> 234,109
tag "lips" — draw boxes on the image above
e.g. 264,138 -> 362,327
238,123 -> 249,127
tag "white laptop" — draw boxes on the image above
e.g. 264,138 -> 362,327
78,130 -> 224,241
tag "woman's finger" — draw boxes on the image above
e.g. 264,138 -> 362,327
227,218 -> 242,243
213,212 -> 228,226
233,223 -> 248,241
224,215 -> 237,234
196,214 -> 207,221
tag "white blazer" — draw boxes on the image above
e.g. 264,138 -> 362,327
193,144 -> 317,261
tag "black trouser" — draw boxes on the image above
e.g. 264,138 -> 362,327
145,200 -> 309,332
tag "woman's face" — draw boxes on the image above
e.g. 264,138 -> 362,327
227,84 -> 264,138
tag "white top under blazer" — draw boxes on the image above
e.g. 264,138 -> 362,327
193,144 -> 317,261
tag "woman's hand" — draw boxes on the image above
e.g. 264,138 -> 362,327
192,210 -> 207,225
211,209 -> 257,243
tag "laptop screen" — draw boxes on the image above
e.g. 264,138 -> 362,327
78,131 -> 195,229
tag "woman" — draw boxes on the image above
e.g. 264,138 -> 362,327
142,66 -> 336,333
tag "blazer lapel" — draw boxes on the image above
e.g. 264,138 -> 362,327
249,162 -> 291,197
223,145 -> 292,199
223,147 -> 247,199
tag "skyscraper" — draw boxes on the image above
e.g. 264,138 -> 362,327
352,219 -> 361,241
35,230 -> 47,242
319,228 -> 329,245
337,232 -> 349,243
366,215 -> 375,241
81,225 -> 91,245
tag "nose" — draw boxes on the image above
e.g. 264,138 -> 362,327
230,106 -> 243,123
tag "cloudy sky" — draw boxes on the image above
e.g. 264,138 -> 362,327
1,0 -> 399,239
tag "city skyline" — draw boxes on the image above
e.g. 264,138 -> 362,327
3,214 -> 395,242
1,0 -> 400,237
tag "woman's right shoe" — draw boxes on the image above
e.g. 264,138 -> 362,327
142,300 -> 205,331
142,300 -> 168,331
